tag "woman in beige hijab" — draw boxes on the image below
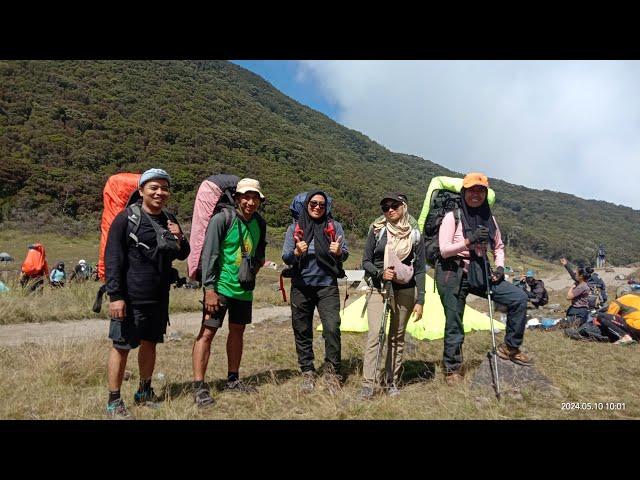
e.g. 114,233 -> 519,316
359,193 -> 426,399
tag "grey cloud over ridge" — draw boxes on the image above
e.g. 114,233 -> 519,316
297,60 -> 640,210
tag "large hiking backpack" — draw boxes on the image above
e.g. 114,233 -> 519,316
97,173 -> 142,281
21,243 -> 49,277
187,174 -> 240,281
416,176 -> 496,267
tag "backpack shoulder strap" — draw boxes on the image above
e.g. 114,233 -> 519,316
127,204 -> 151,250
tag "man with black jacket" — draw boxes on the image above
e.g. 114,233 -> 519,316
105,168 -> 190,419
520,270 -> 548,309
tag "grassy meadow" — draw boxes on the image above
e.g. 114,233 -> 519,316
1,316 -> 638,419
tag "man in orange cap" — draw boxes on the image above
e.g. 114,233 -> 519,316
435,172 -> 532,385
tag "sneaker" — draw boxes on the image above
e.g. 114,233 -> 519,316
445,371 -> 464,386
321,364 -> 343,395
300,371 -> 316,394
496,343 -> 533,366
134,388 -> 162,408
358,386 -> 375,400
106,398 -> 134,420
194,387 -> 215,408
224,379 -> 258,394
386,383 -> 401,397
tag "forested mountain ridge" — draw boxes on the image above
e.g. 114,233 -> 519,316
1,60 -> 638,265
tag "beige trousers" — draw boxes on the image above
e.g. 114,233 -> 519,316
362,286 -> 416,388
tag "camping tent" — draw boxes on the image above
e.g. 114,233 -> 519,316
319,274 -> 505,340
0,252 -> 14,262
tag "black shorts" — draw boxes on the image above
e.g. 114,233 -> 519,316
109,300 -> 169,350
203,293 -> 252,328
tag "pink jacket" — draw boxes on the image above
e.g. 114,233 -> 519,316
438,211 -> 504,272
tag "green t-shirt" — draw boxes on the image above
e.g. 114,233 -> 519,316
216,216 -> 261,301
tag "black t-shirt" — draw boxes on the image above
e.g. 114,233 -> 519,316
105,207 -> 190,304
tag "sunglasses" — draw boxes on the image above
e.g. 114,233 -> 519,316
309,200 -> 326,209
381,202 -> 403,212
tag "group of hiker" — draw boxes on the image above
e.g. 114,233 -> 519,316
16,242 -> 96,292
101,169 -> 539,418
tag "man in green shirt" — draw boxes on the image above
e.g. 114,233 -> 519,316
192,178 -> 267,407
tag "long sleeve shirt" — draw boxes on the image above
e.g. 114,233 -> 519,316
281,221 -> 349,287
105,209 -> 190,304
438,211 -> 504,272
362,228 -> 426,305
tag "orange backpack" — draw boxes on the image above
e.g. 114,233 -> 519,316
21,243 -> 49,277
97,173 -> 141,281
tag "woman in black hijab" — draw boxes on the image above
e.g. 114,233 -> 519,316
282,191 -> 349,394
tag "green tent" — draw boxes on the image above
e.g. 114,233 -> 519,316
320,274 -> 505,340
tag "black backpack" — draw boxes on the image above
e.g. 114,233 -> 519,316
422,189 -> 462,267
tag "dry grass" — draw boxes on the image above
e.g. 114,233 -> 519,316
1,317 -> 638,419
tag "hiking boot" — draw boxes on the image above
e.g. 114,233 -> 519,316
134,388 -> 162,408
321,364 -> 343,395
358,386 -> 375,400
224,379 -> 258,394
106,398 -> 134,420
497,343 -> 533,366
194,387 -> 215,408
385,383 -> 401,397
300,371 -> 316,394
445,371 -> 464,386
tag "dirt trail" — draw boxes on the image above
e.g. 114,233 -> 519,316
0,306 -> 290,347
542,266 -> 635,291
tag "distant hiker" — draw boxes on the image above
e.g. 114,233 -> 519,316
560,258 -> 607,308
563,266 -> 591,326
49,261 -> 66,287
435,172 -> 531,385
359,192 -> 426,399
69,259 -> 91,283
597,244 -> 606,268
192,178 -> 267,407
20,243 -> 49,293
281,190 -> 349,394
565,293 -> 640,344
104,168 -> 190,419
521,270 -> 548,309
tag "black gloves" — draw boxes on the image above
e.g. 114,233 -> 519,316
467,226 -> 489,244
492,266 -> 505,284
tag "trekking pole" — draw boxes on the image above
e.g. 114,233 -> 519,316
482,252 -> 501,400
374,280 -> 393,389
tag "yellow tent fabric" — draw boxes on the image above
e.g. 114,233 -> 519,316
319,274 -> 505,340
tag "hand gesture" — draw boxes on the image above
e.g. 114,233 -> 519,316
329,235 -> 343,257
167,220 -> 182,244
294,240 -> 308,257
560,258 -> 567,266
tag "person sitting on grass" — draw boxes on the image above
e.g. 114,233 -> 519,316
564,267 -> 591,326
49,261 -> 66,288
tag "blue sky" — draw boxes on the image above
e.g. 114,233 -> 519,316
232,61 -> 339,119
232,60 -> 640,210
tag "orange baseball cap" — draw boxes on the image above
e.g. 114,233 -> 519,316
462,172 -> 489,189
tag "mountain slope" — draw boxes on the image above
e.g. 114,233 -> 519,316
0,60 -> 638,265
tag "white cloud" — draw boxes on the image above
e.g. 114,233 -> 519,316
296,60 -> 640,210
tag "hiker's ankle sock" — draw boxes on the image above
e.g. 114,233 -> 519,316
193,380 -> 205,391
228,372 -> 239,383
138,378 -> 152,392
108,390 -> 121,404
